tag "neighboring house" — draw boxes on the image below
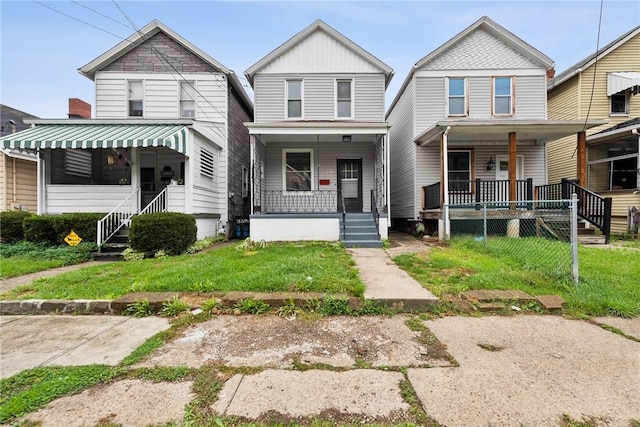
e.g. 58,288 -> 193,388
386,16 -> 604,238
1,20 -> 253,245
547,25 -> 640,234
244,20 -> 393,247
0,104 -> 39,212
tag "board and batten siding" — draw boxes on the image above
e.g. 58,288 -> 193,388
263,140 -> 375,212
94,72 -> 227,122
253,74 -> 385,123
388,78 -> 416,219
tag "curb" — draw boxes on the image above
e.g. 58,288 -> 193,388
0,299 -> 113,315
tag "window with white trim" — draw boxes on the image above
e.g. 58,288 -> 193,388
286,80 -> 302,118
127,80 -> 143,117
180,81 -> 196,118
336,79 -> 353,118
447,77 -> 467,116
610,91 -> 629,115
448,150 -> 471,192
200,147 -> 215,180
283,149 -> 313,192
493,76 -> 513,116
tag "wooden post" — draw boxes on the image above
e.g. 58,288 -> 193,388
577,131 -> 587,187
508,132 -> 517,209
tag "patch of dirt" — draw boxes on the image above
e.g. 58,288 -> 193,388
137,315 -> 455,369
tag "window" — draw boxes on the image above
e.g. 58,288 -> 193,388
128,80 -> 143,117
493,77 -> 513,116
200,148 -> 215,180
65,150 -> 92,178
610,91 -> 629,115
283,149 -> 313,191
286,80 -> 302,118
448,151 -> 471,192
180,81 -> 196,118
241,166 -> 249,198
447,77 -> 466,116
336,79 -> 353,118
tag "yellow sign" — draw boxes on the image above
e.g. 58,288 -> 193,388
64,230 -> 83,246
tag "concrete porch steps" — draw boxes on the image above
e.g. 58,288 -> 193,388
93,227 -> 129,261
340,213 -> 382,248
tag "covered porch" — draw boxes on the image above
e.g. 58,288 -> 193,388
246,122 -> 389,243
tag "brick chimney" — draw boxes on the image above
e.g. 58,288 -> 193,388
68,98 -> 91,119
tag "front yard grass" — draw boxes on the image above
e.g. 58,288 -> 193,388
0,242 -> 364,300
0,242 -> 96,279
393,237 -> 640,318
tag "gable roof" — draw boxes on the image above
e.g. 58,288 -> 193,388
1,104 -> 39,136
548,25 -> 640,91
79,20 -> 253,114
387,16 -> 554,117
244,19 -> 394,87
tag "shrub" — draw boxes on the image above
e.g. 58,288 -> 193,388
0,211 -> 33,243
129,212 -> 197,256
23,215 -> 57,244
51,213 -> 102,244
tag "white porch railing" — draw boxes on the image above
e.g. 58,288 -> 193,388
140,187 -> 168,215
97,189 -> 140,248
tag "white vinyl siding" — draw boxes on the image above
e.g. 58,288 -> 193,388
516,75 -> 546,119
415,77 -> 445,134
44,185 -> 133,214
388,78 -> 416,219
191,133 -> 226,216
145,79 -> 176,118
254,74 -> 384,123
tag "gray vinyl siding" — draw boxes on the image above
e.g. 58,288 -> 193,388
514,75 -> 546,119
468,77 -> 491,118
415,77 -> 444,135
253,73 -> 385,122
263,140 -> 375,212
388,78 -> 416,219
414,145 -> 441,215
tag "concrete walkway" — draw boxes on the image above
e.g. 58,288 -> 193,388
0,261 -> 110,293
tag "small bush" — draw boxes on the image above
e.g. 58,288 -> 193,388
0,211 -> 33,243
129,212 -> 197,256
122,248 -> 145,261
51,213 -> 102,244
23,215 -> 57,244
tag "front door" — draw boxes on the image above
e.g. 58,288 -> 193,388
337,159 -> 362,212
495,155 -> 524,201
140,151 -> 158,207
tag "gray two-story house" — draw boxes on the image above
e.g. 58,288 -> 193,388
387,16 -> 603,238
245,20 -> 393,246
1,20 -> 253,245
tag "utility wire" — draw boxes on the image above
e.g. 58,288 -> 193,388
70,0 -> 131,29
583,0 -> 604,132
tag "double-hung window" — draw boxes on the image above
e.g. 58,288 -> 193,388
336,79 -> 353,118
286,80 -> 302,118
180,81 -> 196,118
447,77 -> 467,116
283,149 -> 313,192
493,76 -> 513,116
610,91 -> 629,115
448,151 -> 471,192
127,80 -> 143,117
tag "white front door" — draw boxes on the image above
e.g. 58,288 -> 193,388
495,155 -> 523,181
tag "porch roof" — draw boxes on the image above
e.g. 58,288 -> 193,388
245,121 -> 389,135
0,123 -> 188,154
414,119 -> 607,146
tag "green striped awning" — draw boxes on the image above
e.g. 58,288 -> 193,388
1,124 -> 188,154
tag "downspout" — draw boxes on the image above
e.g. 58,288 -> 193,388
249,135 -> 255,216
386,129 -> 391,221
442,126 -> 451,241
633,128 -> 640,189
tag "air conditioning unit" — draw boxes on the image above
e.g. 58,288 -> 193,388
182,110 -> 195,118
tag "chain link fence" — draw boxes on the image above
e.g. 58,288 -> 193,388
445,197 -> 579,283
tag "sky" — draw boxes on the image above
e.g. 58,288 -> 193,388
1,0 -> 639,119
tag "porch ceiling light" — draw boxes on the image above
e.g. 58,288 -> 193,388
342,135 -> 352,142
486,156 -> 495,171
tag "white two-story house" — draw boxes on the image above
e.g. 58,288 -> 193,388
387,16 -> 603,238
245,20 -> 393,247
1,20 -> 253,245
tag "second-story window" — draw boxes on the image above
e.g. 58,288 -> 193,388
610,91 -> 629,115
336,79 -> 353,118
447,77 -> 467,116
493,77 -> 513,116
180,81 -> 196,118
128,80 -> 143,117
286,80 -> 302,118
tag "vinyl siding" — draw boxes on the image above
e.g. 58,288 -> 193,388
94,72 -> 227,121
0,155 -> 37,212
192,132 -> 225,217
253,74 -> 385,122
468,77 -> 491,118
415,77 -> 444,134
45,185 -> 132,214
388,78 -> 416,219
263,140 -> 375,212
515,75 -> 546,119
227,86 -> 253,218
601,191 -> 640,234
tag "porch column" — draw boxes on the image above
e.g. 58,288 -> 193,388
440,132 -> 446,207
508,132 -> 517,208
250,135 -> 255,215
576,131 -> 587,187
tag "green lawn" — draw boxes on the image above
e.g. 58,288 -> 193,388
393,237 -> 640,318
1,242 -> 364,300
0,242 -> 95,279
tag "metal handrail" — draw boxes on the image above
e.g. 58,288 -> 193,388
371,189 -> 380,240
139,187 -> 168,215
340,190 -> 346,239
97,189 -> 140,248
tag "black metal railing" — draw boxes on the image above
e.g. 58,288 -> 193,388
340,190 -> 346,238
371,189 -> 380,240
422,179 -> 533,209
263,190 -> 338,213
536,178 -> 612,243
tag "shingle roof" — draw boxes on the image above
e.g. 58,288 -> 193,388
0,104 -> 39,136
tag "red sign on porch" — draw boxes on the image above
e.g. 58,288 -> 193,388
319,179 -> 330,185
